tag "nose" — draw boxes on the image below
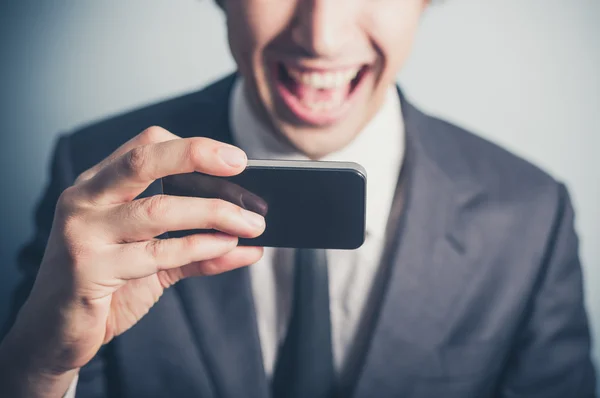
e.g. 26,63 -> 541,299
291,0 -> 353,58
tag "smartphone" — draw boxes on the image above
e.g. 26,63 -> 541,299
161,159 -> 366,249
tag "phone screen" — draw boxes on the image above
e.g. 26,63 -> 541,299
161,162 -> 366,249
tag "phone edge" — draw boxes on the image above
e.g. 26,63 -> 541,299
246,159 -> 367,180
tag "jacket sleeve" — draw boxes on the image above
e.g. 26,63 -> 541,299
3,136 -> 112,398
497,183 -> 597,398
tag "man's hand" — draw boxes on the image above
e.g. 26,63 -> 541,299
0,127 -> 265,397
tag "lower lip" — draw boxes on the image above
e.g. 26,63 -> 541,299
273,65 -> 369,126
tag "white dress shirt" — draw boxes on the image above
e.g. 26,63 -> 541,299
231,78 -> 405,376
65,78 -> 404,397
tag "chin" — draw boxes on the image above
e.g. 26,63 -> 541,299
275,116 -> 370,159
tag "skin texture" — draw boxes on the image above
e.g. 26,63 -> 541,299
0,1 -> 428,396
224,0 -> 429,158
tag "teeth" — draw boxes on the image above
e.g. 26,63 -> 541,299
287,67 -> 360,89
282,65 -> 363,112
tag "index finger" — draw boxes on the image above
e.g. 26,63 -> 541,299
81,136 -> 248,204
74,126 -> 179,185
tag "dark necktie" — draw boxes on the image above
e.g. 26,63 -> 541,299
271,248 -> 336,398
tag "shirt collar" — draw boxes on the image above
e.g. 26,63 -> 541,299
230,77 -> 405,242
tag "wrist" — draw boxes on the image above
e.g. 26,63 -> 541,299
0,324 -> 79,398
0,282 -> 86,396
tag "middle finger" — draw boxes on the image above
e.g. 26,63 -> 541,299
100,195 -> 266,242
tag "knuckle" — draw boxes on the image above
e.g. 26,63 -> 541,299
74,170 -> 93,185
142,195 -> 170,220
139,126 -> 168,143
60,221 -> 97,271
145,239 -> 165,260
187,137 -> 211,166
56,186 -> 81,217
124,146 -> 149,177
52,191 -> 105,273
61,211 -> 94,247
180,235 -> 200,256
65,241 -> 92,271
206,199 -> 233,228
57,188 -> 97,237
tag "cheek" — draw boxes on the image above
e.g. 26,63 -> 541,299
225,3 -> 295,116
226,5 -> 290,68
366,4 -> 424,80
226,9 -> 259,74
226,6 -> 288,102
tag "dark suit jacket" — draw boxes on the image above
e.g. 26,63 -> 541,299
7,74 -> 596,397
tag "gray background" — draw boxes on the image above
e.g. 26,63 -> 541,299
0,0 -> 598,388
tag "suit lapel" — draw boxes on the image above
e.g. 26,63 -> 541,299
351,92 -> 484,397
172,74 -> 270,398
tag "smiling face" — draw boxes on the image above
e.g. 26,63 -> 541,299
224,0 -> 428,159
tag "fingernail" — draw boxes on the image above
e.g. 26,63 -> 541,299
218,146 -> 246,168
240,208 -> 265,229
240,192 -> 269,217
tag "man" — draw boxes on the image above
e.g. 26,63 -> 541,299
0,0 -> 596,397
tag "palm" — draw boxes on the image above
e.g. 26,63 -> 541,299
104,269 -> 181,344
54,273 -> 172,372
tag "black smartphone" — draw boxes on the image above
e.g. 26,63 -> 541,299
161,159 -> 366,249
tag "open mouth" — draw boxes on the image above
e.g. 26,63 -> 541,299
273,62 -> 370,125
